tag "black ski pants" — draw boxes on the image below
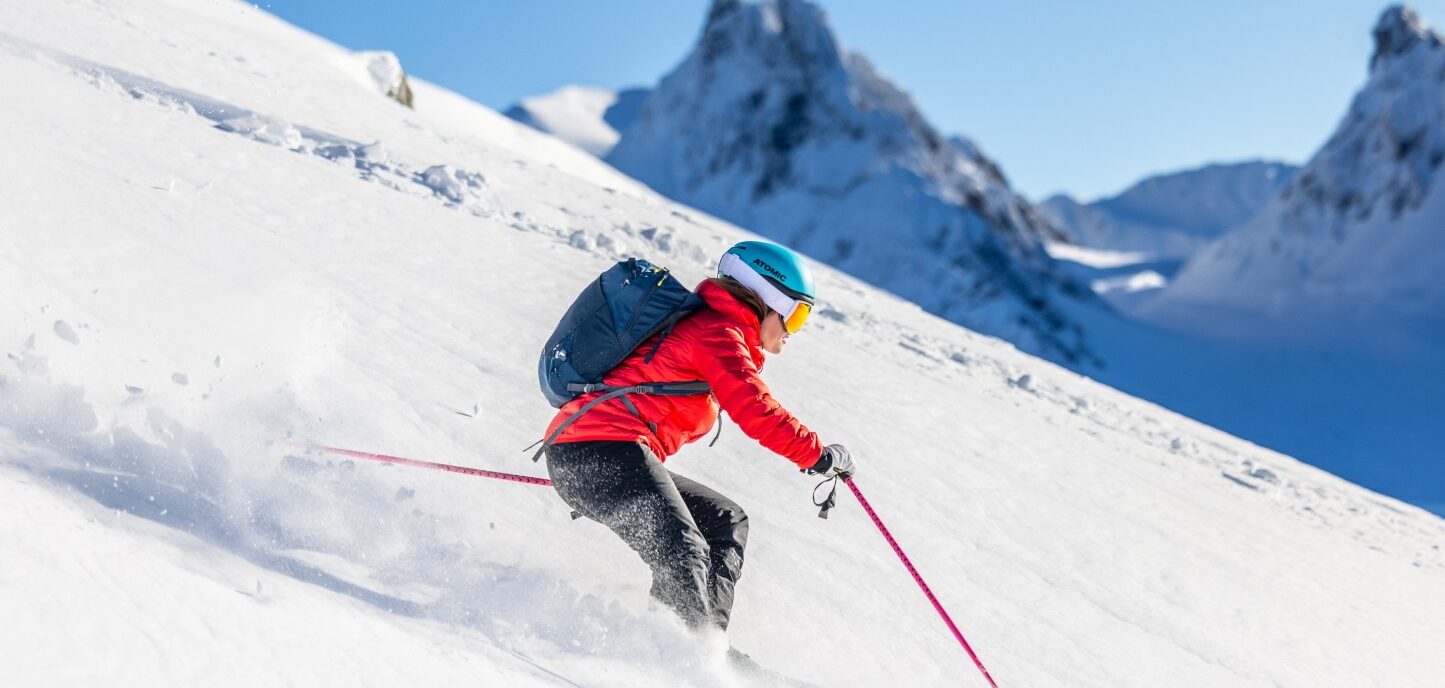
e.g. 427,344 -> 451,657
544,440 -> 749,631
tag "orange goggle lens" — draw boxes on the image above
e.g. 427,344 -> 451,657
783,301 -> 812,334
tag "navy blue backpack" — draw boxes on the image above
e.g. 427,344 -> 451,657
533,258 -> 711,460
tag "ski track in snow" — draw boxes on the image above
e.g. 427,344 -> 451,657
1,5 -> 1443,687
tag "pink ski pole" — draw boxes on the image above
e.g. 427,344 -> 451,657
843,476 -> 1000,687
301,443 -> 553,487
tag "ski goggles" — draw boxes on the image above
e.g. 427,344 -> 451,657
718,253 -> 814,334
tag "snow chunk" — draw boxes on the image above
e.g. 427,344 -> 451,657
568,230 -> 595,251
357,141 -> 388,163
637,226 -> 673,252
418,165 -> 485,204
1250,467 -> 1280,484
594,232 -> 626,254
53,320 -> 80,345
215,114 -> 303,150
1244,460 -> 1282,484
420,165 -> 464,202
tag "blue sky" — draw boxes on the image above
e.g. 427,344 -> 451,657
263,1 -> 1444,200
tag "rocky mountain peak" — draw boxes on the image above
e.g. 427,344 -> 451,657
1160,5 -> 1445,319
697,0 -> 842,74
608,0 -> 1092,364
1371,5 -> 1441,71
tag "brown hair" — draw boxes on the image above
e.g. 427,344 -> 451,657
705,276 -> 769,322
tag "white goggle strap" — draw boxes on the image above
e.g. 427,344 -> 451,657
718,252 -> 801,319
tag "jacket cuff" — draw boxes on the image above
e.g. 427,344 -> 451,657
806,449 -> 831,474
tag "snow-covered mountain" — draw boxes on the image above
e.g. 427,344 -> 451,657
3,1 -> 1444,686
505,85 -> 650,156
1153,6 -> 1445,321
1081,5 -> 1445,522
1042,160 -> 1299,259
604,0 -> 1093,365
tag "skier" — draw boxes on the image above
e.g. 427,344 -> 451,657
541,240 -> 857,634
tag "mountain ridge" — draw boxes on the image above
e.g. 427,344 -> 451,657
1042,160 -> 1299,259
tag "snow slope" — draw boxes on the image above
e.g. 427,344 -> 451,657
2,1 -> 1443,687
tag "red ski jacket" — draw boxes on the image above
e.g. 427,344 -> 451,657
544,279 -> 823,469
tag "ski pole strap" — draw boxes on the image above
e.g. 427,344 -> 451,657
531,381 -> 712,462
812,473 -> 840,519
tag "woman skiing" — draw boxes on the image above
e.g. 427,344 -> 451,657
542,240 -> 857,632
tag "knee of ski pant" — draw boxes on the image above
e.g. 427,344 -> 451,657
728,505 -> 751,549
684,483 -> 749,550
719,504 -> 749,550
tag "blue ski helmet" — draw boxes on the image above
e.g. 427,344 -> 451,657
719,241 -> 816,303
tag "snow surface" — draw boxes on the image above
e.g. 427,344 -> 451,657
2,1 -> 1444,687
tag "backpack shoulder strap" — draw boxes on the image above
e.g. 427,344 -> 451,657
641,295 -> 704,365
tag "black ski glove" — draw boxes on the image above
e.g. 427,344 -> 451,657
806,444 -> 857,477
